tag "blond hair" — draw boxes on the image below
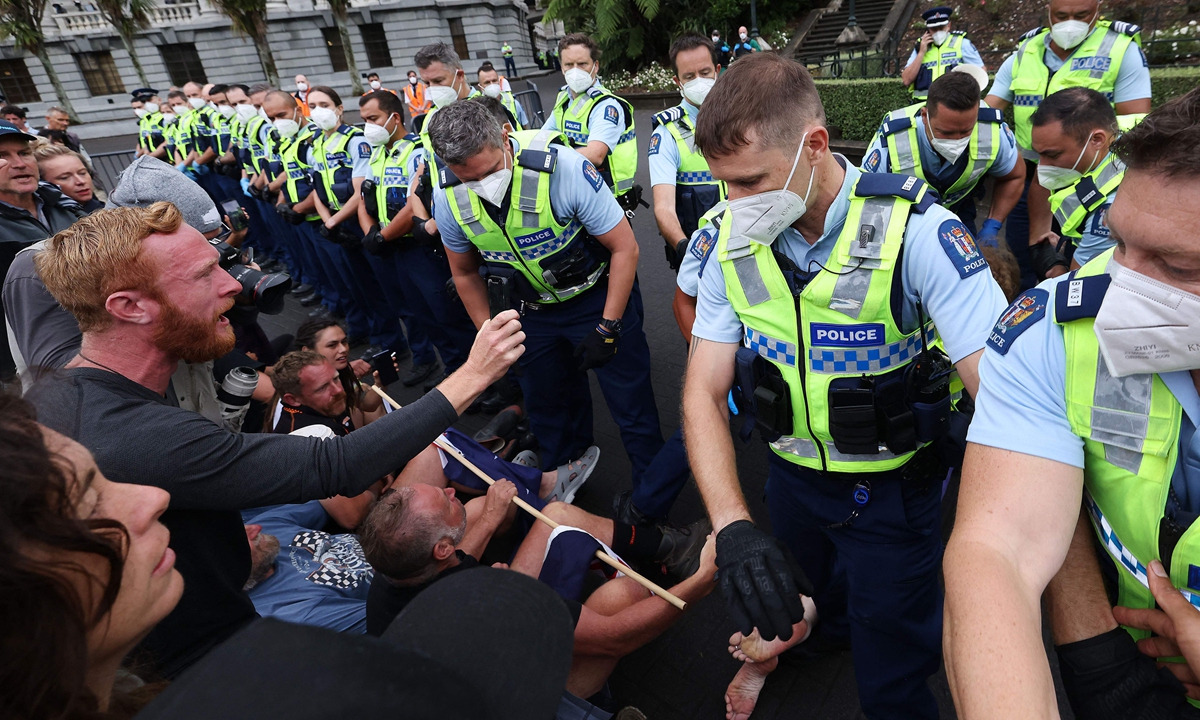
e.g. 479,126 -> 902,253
35,202 -> 184,332
33,141 -> 83,167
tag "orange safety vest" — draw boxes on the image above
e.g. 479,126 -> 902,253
362,86 -> 398,97
404,82 -> 431,116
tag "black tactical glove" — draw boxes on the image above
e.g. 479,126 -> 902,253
574,326 -> 618,371
715,520 -> 806,642
247,182 -> 264,200
412,217 -> 440,248
275,203 -> 304,225
664,238 -> 687,272
1030,238 -> 1069,281
362,223 -> 392,257
335,225 -> 361,249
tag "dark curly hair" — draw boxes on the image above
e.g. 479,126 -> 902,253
0,393 -> 131,719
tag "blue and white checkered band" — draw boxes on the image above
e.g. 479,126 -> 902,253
1013,94 -> 1041,107
1084,491 -> 1200,609
563,130 -> 589,145
677,170 -> 714,183
618,128 -> 636,144
518,219 -> 581,261
481,249 -> 519,262
808,327 -> 937,373
313,162 -> 327,172
744,328 -> 799,368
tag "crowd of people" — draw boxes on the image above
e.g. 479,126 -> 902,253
1,1 -> 1199,718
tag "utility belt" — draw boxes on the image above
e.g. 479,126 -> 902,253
480,234 -> 609,316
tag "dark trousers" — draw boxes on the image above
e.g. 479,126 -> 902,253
504,56 -> 518,77
766,454 -> 943,720
517,281 -> 665,485
385,244 -> 475,371
298,222 -> 371,338
1003,161 -> 1038,291
630,427 -> 690,520
256,200 -> 312,290
349,236 -> 436,363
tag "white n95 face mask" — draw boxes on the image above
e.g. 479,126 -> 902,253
160,111 -> 177,124
310,106 -> 339,131
363,116 -> 395,147
727,131 -> 815,245
482,83 -> 503,99
1049,14 -> 1094,49
932,30 -> 949,45
217,104 -> 237,119
134,107 -> 148,118
681,77 -> 716,106
188,97 -> 206,110
370,80 -> 382,90
274,117 -> 300,139
143,102 -> 159,114
465,153 -> 513,207
1037,135 -> 1097,191
235,103 -> 257,122
1094,263 -> 1200,377
931,134 -> 970,163
427,80 -> 460,109
564,67 -> 595,94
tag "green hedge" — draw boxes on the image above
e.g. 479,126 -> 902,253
816,67 -> 1200,143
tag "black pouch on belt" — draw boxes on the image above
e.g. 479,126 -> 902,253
733,347 -> 792,443
828,379 -> 880,455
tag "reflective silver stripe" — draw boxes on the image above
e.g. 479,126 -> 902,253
1091,356 -> 1152,473
481,250 -> 518,261
963,121 -> 994,191
1053,202 -> 1072,229
891,125 -> 917,174
771,436 -> 820,459
733,255 -> 771,306
518,168 -> 540,213
1092,30 -> 1119,80
452,184 -> 487,235
829,267 -> 871,319
824,441 -> 903,462
831,197 -> 894,318
615,177 -> 635,192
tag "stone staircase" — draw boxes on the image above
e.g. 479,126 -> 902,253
789,0 -> 909,60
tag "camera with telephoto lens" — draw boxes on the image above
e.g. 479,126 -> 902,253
207,239 -> 292,315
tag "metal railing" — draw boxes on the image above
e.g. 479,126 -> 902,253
514,80 -> 545,129
47,2 -> 201,36
90,149 -> 136,194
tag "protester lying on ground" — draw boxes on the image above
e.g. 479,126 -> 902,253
26,200 -> 525,679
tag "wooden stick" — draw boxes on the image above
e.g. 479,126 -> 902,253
371,384 -> 688,610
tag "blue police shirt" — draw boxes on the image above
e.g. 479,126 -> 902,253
242,501 -> 373,634
648,100 -> 700,188
904,36 -> 985,67
691,159 -> 1008,365
437,138 -> 626,254
969,272 -> 1200,514
542,82 -> 626,151
862,112 -> 1019,197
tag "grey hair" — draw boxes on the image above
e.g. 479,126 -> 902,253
359,487 -> 466,583
248,82 -> 275,96
427,100 -> 505,165
414,41 -> 462,72
46,106 -> 68,116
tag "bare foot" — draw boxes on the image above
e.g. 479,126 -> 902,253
728,595 -> 818,663
725,656 -> 778,720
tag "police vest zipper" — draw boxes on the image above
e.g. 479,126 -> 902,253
793,290 -> 828,469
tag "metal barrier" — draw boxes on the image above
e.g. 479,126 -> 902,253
514,80 -> 546,128
90,149 -> 136,194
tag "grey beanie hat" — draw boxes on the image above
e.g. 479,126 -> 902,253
106,155 -> 223,234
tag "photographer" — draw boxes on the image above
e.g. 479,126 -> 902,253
27,200 -> 523,679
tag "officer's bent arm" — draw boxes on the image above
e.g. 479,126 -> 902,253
985,94 -> 1012,113
987,155 -> 1026,224
672,288 -> 697,345
1115,98 -> 1152,117
294,193 -> 317,215
197,147 -> 217,165
682,337 -> 753,531
593,218 -> 638,322
652,184 -> 687,248
268,171 -> 287,193
943,443 -> 1083,720
310,189 -> 332,223
329,178 -> 362,227
446,245 -> 490,328
900,50 -> 924,88
578,140 -> 611,170
380,199 -> 421,241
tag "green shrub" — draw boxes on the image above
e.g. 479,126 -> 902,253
816,67 -> 1200,142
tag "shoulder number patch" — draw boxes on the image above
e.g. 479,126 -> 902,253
604,105 -> 619,124
987,288 -> 1048,355
648,133 -> 661,156
863,148 -> 883,173
937,219 -> 988,279
582,160 -> 605,192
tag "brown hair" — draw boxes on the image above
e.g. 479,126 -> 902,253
926,71 -> 982,115
669,33 -> 717,75
981,243 -> 1021,302
293,318 -> 360,411
559,32 -> 600,61
307,84 -> 343,108
0,393 -> 131,719
694,53 -> 826,160
272,350 -> 330,400
1112,86 -> 1200,180
34,202 -> 183,333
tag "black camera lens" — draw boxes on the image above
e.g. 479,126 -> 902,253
227,264 -> 293,314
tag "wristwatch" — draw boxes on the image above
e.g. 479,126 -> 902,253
598,318 -> 623,334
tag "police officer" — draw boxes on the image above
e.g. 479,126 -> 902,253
986,0 -> 1151,289
682,54 -> 1006,719
476,62 -> 528,129
306,84 -> 436,384
501,40 -> 517,78
864,70 -> 1024,239
182,80 -> 221,200
357,89 -> 477,378
944,88 -> 1200,719
901,6 -> 985,100
414,42 -> 481,156
543,33 -> 640,213
650,34 -> 726,271
131,88 -> 166,159
429,100 -> 674,497
161,90 -> 196,177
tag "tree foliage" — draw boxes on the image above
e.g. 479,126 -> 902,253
95,0 -> 153,86
545,0 -> 813,70
210,0 -> 278,85
0,0 -> 80,120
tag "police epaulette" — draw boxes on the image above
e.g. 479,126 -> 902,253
586,86 -> 605,99
1019,26 -> 1045,41
437,159 -> 461,188
978,107 -> 1003,124
951,30 -> 966,36
878,115 -> 913,137
1111,21 -> 1141,37
855,172 -> 930,204
402,132 -> 420,142
516,146 -> 558,173
1054,272 -> 1111,322
652,106 -> 684,129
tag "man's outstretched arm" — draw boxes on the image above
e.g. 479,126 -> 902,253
944,443 -> 1085,719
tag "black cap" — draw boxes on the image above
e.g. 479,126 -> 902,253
134,568 -> 574,720
922,6 -> 952,27
0,119 -> 35,142
131,87 -> 158,100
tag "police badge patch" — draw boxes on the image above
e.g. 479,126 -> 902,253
648,133 -> 661,156
863,148 -> 883,173
986,288 -> 1048,355
604,105 -> 619,124
582,160 -> 604,191
937,219 -> 989,279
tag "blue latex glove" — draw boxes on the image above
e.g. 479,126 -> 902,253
978,218 -> 1003,247
240,177 -> 252,197
174,162 -> 187,172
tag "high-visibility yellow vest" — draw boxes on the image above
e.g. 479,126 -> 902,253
311,125 -> 360,212
364,134 -> 421,228
651,104 -> 726,239
1049,151 -> 1124,242
551,84 -> 637,197
279,124 -> 320,221
138,111 -> 165,154
911,31 -> 968,99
